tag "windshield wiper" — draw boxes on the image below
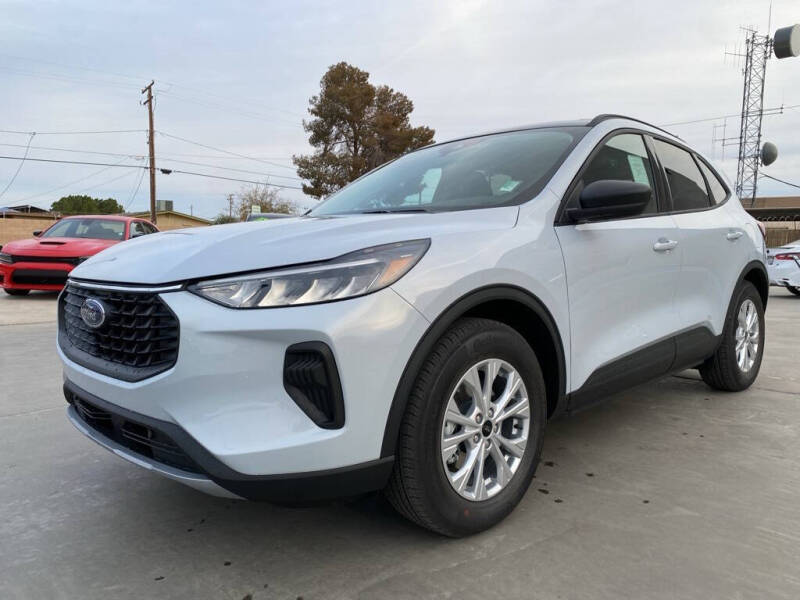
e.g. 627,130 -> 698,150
359,208 -> 433,214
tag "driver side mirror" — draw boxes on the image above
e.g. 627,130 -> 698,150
33,230 -> 42,237
566,180 -> 652,223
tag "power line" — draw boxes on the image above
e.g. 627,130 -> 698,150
157,90 -> 299,126
16,157 -> 136,203
81,169 -> 140,194
760,173 -> 800,190
124,168 -> 147,211
661,104 -> 800,127
0,133 -> 35,201
0,143 -> 299,179
157,131 -> 297,171
166,168 -> 303,189
0,128 -> 145,136
0,155 -> 303,189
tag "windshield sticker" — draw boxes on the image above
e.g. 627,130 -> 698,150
627,155 -> 649,184
498,180 -> 521,193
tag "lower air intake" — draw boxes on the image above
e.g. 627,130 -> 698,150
283,342 -> 345,429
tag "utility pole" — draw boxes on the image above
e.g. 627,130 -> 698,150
141,81 -> 157,224
228,194 -> 234,217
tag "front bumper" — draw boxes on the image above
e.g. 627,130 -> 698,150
767,258 -> 800,287
0,260 -> 73,290
59,287 -> 430,498
65,381 -> 394,501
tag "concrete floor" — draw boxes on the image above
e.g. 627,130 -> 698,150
0,289 -> 798,600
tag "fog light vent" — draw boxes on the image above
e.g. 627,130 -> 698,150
283,342 -> 345,429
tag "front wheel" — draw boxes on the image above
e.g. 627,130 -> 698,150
385,317 -> 546,537
786,285 -> 800,297
699,281 -> 765,391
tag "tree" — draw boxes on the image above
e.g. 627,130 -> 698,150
51,195 -> 124,215
212,214 -> 239,225
293,62 -> 435,198
234,185 -> 295,221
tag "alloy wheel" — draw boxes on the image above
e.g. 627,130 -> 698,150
440,358 -> 530,501
735,298 -> 760,372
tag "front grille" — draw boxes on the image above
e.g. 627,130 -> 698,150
69,391 -> 201,474
12,269 -> 69,285
59,283 -> 180,382
8,255 -> 83,265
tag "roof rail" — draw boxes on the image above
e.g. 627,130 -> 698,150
588,114 -> 682,140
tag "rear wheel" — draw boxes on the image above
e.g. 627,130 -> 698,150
699,282 -> 764,391
3,288 -> 30,296
786,285 -> 800,297
385,317 -> 546,537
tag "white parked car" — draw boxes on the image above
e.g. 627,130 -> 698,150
767,239 -> 800,295
59,115 -> 769,536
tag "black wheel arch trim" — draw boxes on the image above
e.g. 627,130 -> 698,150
380,285 -> 567,458
736,259 -> 769,309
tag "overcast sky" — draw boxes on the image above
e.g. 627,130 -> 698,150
1,0 -> 799,218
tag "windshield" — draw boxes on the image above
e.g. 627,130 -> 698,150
309,127 -> 587,215
41,218 -> 126,241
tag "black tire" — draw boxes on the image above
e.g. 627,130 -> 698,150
384,317 -> 547,537
786,286 -> 800,297
699,281 -> 765,391
3,288 -> 30,296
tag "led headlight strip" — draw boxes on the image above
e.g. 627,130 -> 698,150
189,239 -> 430,308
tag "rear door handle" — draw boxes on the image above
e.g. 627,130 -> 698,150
653,238 -> 678,252
726,230 -> 744,241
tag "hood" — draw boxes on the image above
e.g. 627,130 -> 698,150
2,236 -> 118,257
70,208 -> 519,284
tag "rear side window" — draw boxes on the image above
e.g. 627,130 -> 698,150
697,159 -> 728,205
653,139 -> 711,211
575,133 -> 658,215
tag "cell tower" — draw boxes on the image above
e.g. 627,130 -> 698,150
732,24 -> 799,206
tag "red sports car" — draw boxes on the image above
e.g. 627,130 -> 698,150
0,215 -> 158,295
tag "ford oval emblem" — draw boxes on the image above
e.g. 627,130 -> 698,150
80,298 -> 107,329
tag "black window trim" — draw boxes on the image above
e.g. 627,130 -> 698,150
554,127 -> 666,226
645,133 -> 731,216
693,152 -> 732,207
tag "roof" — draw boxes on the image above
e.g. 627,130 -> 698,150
128,209 -> 212,224
60,214 -> 140,222
426,114 -> 681,151
752,196 -> 800,209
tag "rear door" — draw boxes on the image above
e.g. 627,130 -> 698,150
650,138 -> 746,362
556,132 -> 682,403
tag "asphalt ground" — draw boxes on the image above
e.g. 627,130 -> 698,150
1,288 -> 798,599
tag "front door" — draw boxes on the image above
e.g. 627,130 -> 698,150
555,132 -> 682,404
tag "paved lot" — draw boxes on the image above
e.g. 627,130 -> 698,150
1,289 -> 798,600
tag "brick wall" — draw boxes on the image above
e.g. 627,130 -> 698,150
0,215 -> 60,247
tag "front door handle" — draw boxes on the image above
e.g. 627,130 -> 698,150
726,230 -> 744,241
653,238 -> 678,252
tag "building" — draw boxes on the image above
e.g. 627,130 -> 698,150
746,196 -> 800,247
128,210 -> 212,231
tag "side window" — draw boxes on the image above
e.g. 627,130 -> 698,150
575,133 -> 658,215
653,139 -> 711,211
131,222 -> 147,237
143,222 -> 158,234
696,159 -> 728,205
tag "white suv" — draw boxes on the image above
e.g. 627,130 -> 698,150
59,115 -> 768,536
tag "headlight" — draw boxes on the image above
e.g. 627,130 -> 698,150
189,239 -> 430,308
0,252 -> 12,264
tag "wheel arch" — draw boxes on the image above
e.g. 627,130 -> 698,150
380,285 -> 567,458
739,260 -> 769,309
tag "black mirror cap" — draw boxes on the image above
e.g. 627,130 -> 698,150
567,180 -> 652,223
33,230 -> 42,237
